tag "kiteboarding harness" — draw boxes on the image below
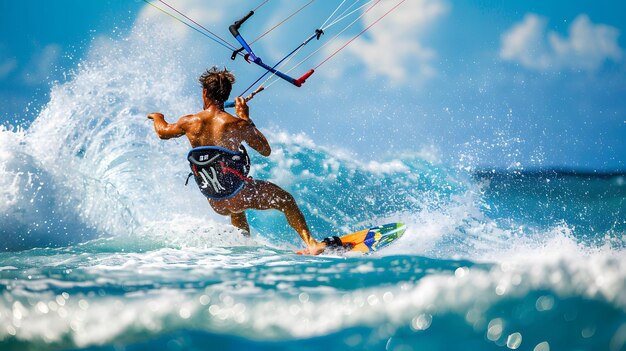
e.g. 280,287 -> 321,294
186,145 -> 251,200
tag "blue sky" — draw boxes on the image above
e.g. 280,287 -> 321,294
1,0 -> 625,170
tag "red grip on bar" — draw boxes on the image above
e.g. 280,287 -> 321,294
294,69 -> 315,87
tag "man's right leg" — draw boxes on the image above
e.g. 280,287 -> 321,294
248,181 -> 311,242
223,180 -> 315,245
210,180 -> 325,254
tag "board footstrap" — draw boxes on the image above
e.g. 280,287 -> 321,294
322,236 -> 342,248
322,236 -> 354,251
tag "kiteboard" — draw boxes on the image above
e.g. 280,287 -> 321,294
298,222 -> 406,255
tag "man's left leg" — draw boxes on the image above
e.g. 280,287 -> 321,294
208,199 -> 250,235
230,212 -> 250,235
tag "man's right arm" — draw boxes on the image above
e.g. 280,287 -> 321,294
147,113 -> 186,139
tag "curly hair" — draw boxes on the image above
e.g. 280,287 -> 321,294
198,67 -> 236,104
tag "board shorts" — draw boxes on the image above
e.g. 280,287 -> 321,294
187,145 -> 251,200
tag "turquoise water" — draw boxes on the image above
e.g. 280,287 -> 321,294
2,153 -> 625,350
1,16 -> 626,351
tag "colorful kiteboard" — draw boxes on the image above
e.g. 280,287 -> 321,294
298,222 -> 406,255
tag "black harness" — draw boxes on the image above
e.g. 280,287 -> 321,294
186,145 -> 251,200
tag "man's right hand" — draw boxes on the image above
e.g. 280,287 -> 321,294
147,112 -> 164,120
300,241 -> 326,256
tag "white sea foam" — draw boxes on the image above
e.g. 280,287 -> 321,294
0,16 -> 243,249
0,126 -> 30,216
0,245 -> 623,347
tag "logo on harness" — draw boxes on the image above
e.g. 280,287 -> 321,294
199,167 -> 225,192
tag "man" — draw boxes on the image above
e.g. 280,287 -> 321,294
147,67 -> 325,255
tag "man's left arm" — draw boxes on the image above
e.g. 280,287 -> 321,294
234,98 -> 271,156
147,113 -> 185,139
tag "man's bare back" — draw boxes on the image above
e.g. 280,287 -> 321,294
147,67 -> 325,255
149,100 -> 268,151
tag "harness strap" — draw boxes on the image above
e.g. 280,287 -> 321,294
185,172 -> 193,186
220,161 -> 252,182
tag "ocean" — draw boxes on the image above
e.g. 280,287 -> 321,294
1,16 -> 625,351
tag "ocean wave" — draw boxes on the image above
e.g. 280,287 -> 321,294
0,246 -> 624,350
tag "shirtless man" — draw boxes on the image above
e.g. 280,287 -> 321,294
147,67 -> 325,255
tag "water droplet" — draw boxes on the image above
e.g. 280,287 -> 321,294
199,295 -> 210,305
386,337 -> 393,350
179,307 -> 191,319
36,302 -> 49,314
12,310 -> 22,320
382,291 -> 394,303
582,325 -> 596,338
208,305 -> 220,316
455,266 -> 469,278
367,294 -> 379,306
506,332 -> 522,349
487,318 -> 504,341
299,293 -> 309,303
47,301 -> 58,311
533,341 -> 550,351
410,313 -> 432,331
78,299 -> 89,310
535,295 -> 554,311
221,295 -> 234,306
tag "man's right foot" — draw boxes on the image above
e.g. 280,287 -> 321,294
300,241 -> 327,255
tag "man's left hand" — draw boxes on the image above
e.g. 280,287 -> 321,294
235,97 -> 250,120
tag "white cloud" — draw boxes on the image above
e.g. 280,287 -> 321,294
0,58 -> 17,79
132,0 -> 450,86
322,0 -> 450,85
22,44 -> 61,85
500,14 -> 623,71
